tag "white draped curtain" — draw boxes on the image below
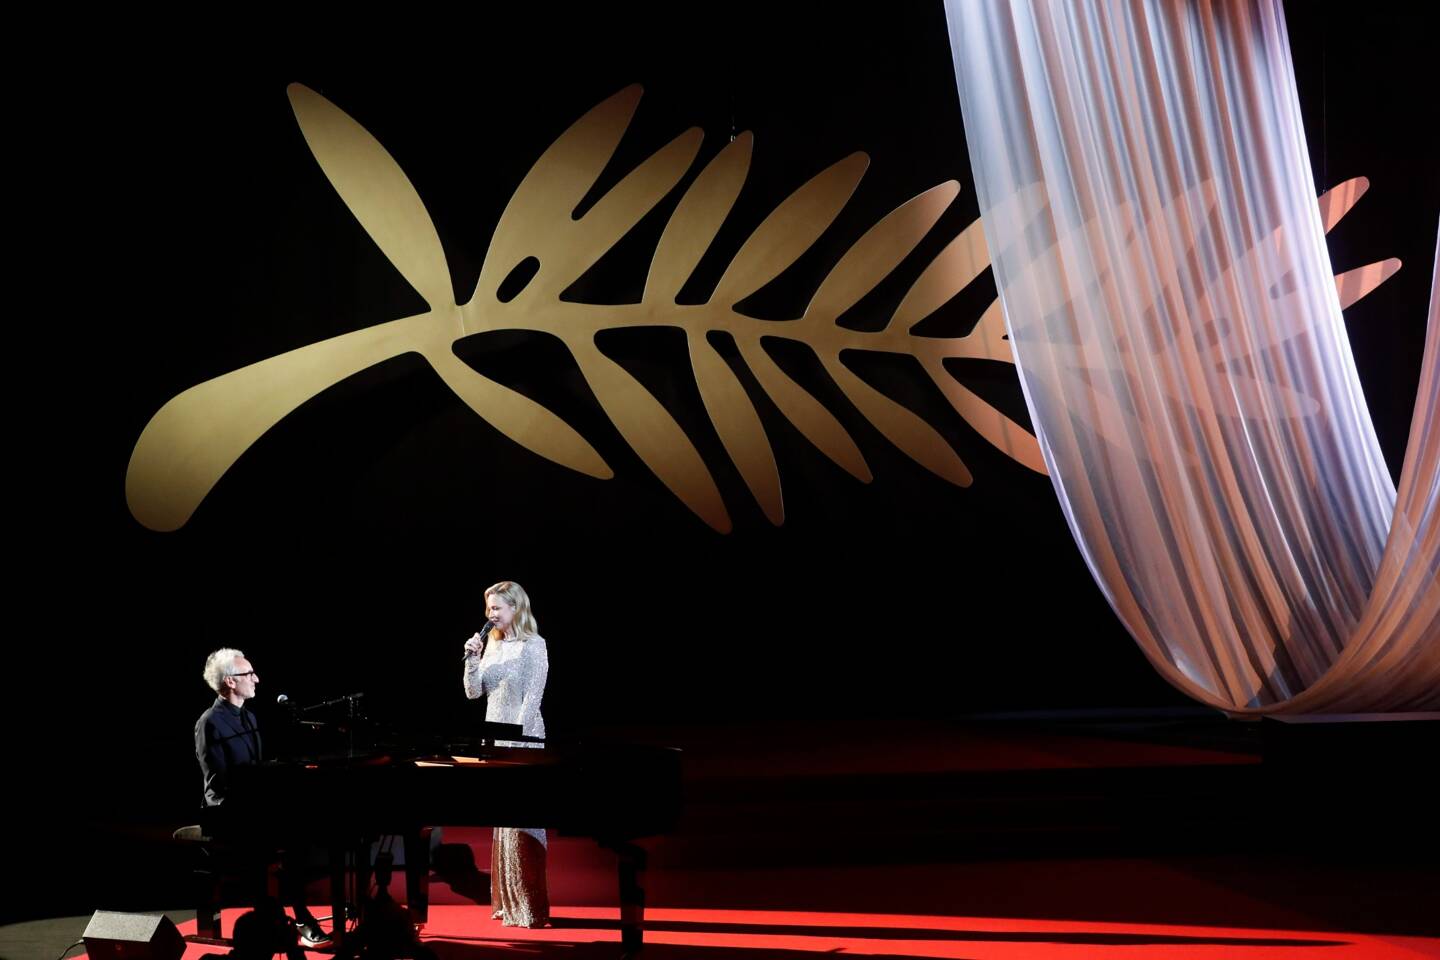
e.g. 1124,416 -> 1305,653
944,0 -> 1439,712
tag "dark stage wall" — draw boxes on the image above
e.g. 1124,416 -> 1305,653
11,3 -> 1436,826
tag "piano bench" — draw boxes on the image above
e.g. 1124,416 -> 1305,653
172,825 -> 282,941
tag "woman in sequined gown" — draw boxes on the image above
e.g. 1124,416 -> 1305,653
462,580 -> 550,928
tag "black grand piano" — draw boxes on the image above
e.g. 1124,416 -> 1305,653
218,716 -> 681,955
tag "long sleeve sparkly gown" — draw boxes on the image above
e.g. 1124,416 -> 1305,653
462,633 -> 550,927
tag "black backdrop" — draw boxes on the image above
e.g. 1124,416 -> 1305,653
13,2 -> 1436,829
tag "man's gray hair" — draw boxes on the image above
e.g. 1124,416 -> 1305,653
203,648 -> 247,694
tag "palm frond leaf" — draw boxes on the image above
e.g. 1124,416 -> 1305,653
689,337 -> 783,524
569,339 -> 731,532
823,357 -> 974,487
805,180 -> 959,325
713,153 -> 868,307
475,85 -> 646,302
735,338 -> 873,483
529,126 -> 705,299
647,133 -> 753,304
894,217 -> 992,334
288,84 -> 454,312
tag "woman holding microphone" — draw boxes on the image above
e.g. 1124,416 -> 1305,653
462,580 -> 550,928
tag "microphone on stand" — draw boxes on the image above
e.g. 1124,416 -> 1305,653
298,692 -> 365,712
273,694 -> 305,751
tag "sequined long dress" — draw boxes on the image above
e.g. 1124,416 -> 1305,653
463,634 -> 549,927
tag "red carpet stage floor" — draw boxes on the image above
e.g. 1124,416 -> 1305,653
159,903 -> 1440,959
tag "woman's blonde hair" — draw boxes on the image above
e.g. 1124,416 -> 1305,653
485,581 -> 539,641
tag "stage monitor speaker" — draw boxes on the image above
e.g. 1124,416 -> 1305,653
81,911 -> 184,960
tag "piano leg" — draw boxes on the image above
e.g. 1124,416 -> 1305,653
327,833 -> 429,947
403,828 -> 432,925
188,845 -> 218,939
354,838 -> 374,924
195,876 -> 222,942
328,836 -> 379,951
329,843 -> 349,947
604,841 -> 648,956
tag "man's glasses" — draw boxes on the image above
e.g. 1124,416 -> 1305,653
229,670 -> 257,677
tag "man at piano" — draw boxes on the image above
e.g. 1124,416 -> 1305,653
195,648 -> 334,950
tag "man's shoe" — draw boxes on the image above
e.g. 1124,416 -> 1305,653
295,920 -> 334,950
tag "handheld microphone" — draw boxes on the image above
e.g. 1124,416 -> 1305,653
463,624 -> 496,659
276,694 -> 290,706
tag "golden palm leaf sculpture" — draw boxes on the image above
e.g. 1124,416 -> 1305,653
125,84 -> 1395,534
